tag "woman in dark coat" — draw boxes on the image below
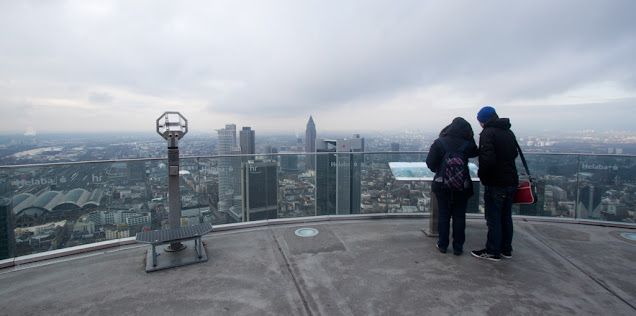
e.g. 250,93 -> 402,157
426,117 -> 478,255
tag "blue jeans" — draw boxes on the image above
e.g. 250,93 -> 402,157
435,190 -> 469,252
484,186 -> 517,255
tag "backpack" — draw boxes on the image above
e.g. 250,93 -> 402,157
435,138 -> 470,190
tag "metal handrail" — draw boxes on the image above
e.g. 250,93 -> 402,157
2,151 -> 635,169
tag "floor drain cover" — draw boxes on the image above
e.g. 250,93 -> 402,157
295,228 -> 318,237
620,233 -> 636,241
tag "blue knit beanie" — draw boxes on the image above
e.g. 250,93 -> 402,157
477,106 -> 496,123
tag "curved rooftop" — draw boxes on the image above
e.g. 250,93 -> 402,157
32,191 -> 63,210
85,189 -> 104,206
53,188 -> 89,211
12,189 -> 102,215
0,217 -> 634,315
12,193 -> 37,214
61,188 -> 87,204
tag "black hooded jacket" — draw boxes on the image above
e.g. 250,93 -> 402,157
477,114 -> 519,187
427,117 -> 479,195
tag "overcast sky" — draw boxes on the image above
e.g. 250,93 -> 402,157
0,0 -> 635,136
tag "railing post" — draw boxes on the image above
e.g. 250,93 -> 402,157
196,157 -> 201,209
424,190 -> 439,237
575,154 -> 580,219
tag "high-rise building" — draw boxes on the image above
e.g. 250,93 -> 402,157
241,160 -> 278,221
239,127 -> 255,156
578,185 -> 603,219
353,134 -> 365,152
264,145 -> 278,154
0,197 -> 15,260
217,124 -> 237,154
280,154 -> 299,173
296,137 -> 303,151
263,144 -> 279,162
217,124 -> 242,219
305,116 -> 316,170
315,137 -> 363,215
0,180 -> 9,197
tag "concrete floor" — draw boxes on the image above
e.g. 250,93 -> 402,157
1,218 -> 635,315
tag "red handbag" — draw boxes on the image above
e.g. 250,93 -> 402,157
513,141 -> 537,204
514,180 -> 536,204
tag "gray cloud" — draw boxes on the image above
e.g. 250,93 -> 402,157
202,0 -> 636,116
0,1 -> 634,132
88,92 -> 114,104
506,98 -> 636,133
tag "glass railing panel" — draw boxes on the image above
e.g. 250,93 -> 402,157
3,160 -> 162,257
0,169 -> 9,200
312,152 -> 361,215
2,152 -> 634,259
196,158 -> 220,225
0,168 -> 13,260
104,160 -> 156,237
576,155 -> 636,223
178,157 -> 204,226
8,162 -> 104,255
278,154 -> 316,219
215,155 -> 245,223
194,157 -> 222,225
512,154 -> 579,218
362,152 -> 431,214
120,160 -> 156,230
146,159 -> 169,229
237,155 -> 280,222
362,153 -> 391,214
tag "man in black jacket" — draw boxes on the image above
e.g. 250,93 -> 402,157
471,106 -> 518,261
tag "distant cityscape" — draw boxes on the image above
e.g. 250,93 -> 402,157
2,126 -> 636,166
1,117 -> 636,259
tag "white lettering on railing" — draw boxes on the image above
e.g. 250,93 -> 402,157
11,178 -> 58,186
92,174 -> 103,183
249,166 -> 262,174
581,164 -> 619,171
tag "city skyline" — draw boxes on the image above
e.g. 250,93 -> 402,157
2,119 -> 636,259
0,1 -> 635,135
4,132 -> 636,259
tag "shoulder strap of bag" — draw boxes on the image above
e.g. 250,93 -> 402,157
515,139 -> 532,178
